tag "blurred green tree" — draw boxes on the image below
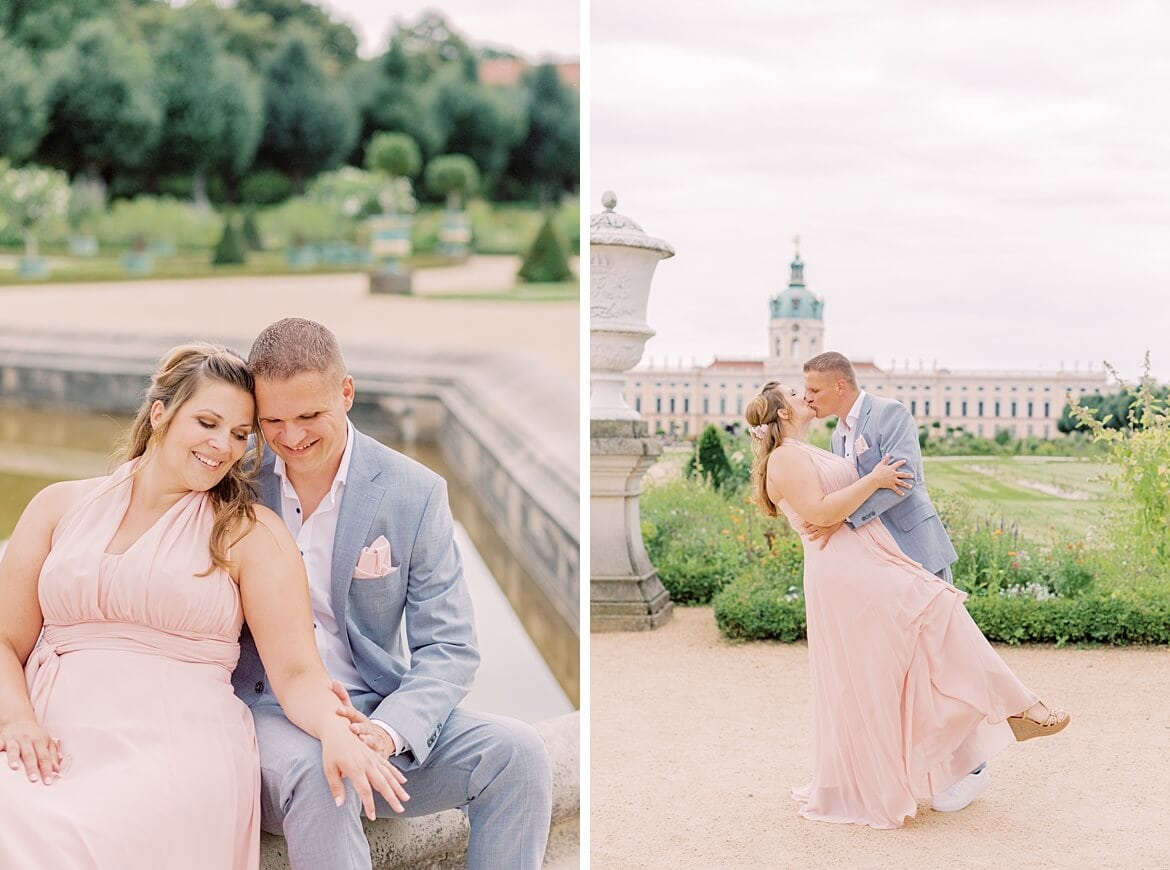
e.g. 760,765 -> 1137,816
502,64 -> 579,202
258,28 -> 358,192
424,154 -> 480,211
35,18 -> 162,184
153,9 -> 262,205
425,66 -> 526,197
364,133 -> 422,214
0,34 -> 48,162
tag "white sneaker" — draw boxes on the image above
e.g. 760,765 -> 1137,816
931,767 -> 990,812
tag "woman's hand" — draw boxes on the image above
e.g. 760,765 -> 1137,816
867,454 -> 914,495
319,721 -> 410,820
0,718 -> 61,784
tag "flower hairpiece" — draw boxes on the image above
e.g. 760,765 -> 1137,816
748,423 -> 770,440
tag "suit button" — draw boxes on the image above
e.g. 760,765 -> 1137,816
254,681 -> 264,693
427,736 -> 435,747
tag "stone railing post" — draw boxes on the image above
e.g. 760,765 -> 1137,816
589,192 -> 675,630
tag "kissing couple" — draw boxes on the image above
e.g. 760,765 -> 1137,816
745,351 -> 1070,828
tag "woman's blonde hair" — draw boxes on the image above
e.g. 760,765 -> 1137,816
744,381 -> 794,517
123,343 -> 260,574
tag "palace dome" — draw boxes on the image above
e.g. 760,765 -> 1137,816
769,252 -> 823,320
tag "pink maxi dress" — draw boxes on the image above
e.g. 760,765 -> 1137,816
0,460 -> 260,868
775,440 -> 1038,829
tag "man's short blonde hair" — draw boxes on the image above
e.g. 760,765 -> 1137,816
248,318 -> 346,382
803,351 -> 858,389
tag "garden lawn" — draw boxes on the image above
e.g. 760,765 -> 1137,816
924,456 -> 1113,540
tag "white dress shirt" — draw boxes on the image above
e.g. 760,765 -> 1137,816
833,390 -> 868,461
274,421 -> 408,755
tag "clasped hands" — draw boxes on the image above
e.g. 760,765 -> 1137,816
324,680 -> 409,820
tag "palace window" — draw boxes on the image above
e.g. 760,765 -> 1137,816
1011,401 -> 1018,417
635,398 -> 641,412
655,397 -> 662,412
684,398 -> 690,413
1027,401 -> 1033,417
945,400 -> 952,416
995,401 -> 1001,416
910,400 -> 918,415
924,400 -> 931,416
1044,401 -> 1050,416
720,398 -> 726,414
978,400 -> 984,416
961,400 -> 968,417
669,398 -> 676,413
703,397 -> 709,414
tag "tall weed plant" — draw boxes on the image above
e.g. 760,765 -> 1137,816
1069,357 -> 1170,579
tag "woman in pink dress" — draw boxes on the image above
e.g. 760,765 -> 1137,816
745,381 -> 1069,829
0,344 -> 407,868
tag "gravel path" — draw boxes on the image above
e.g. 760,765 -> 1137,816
591,607 -> 1170,869
0,263 -> 578,381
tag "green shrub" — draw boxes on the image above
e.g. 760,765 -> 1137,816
687,425 -> 734,491
642,476 -> 799,604
94,197 -> 221,249
240,169 -> 293,206
714,566 -> 1170,645
241,211 -> 264,251
257,197 -> 353,249
654,463 -> 1170,646
517,212 -> 572,282
714,574 -> 807,642
212,215 -> 246,265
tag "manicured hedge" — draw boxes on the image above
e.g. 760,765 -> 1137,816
713,575 -> 1170,645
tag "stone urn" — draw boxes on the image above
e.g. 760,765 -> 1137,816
589,191 -> 674,420
589,192 -> 675,630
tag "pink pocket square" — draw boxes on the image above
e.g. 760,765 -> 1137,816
855,435 -> 870,453
354,535 -> 393,579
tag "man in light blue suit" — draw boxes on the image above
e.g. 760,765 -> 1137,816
801,351 -> 987,813
231,318 -> 552,869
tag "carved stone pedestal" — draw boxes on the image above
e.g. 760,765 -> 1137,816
590,419 -> 673,631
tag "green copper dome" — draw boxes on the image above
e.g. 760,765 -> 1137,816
769,252 -> 823,320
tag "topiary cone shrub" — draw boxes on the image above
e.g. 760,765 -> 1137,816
212,214 -> 247,265
517,212 -> 572,282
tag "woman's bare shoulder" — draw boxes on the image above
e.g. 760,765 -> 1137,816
767,442 -> 809,467
10,475 -> 107,541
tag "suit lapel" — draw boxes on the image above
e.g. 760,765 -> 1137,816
330,432 -> 387,640
853,394 -> 875,469
258,447 -> 282,514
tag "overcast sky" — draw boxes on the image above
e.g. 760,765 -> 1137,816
318,1 -> 580,60
591,0 -> 1170,384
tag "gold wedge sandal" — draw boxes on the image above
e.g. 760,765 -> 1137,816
1007,701 -> 1070,742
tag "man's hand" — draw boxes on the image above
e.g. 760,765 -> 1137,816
803,520 -> 844,550
330,680 -> 396,757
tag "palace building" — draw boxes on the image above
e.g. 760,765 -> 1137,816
624,246 -> 1108,439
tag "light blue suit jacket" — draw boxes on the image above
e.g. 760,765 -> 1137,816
232,427 -> 480,767
836,393 -> 958,576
